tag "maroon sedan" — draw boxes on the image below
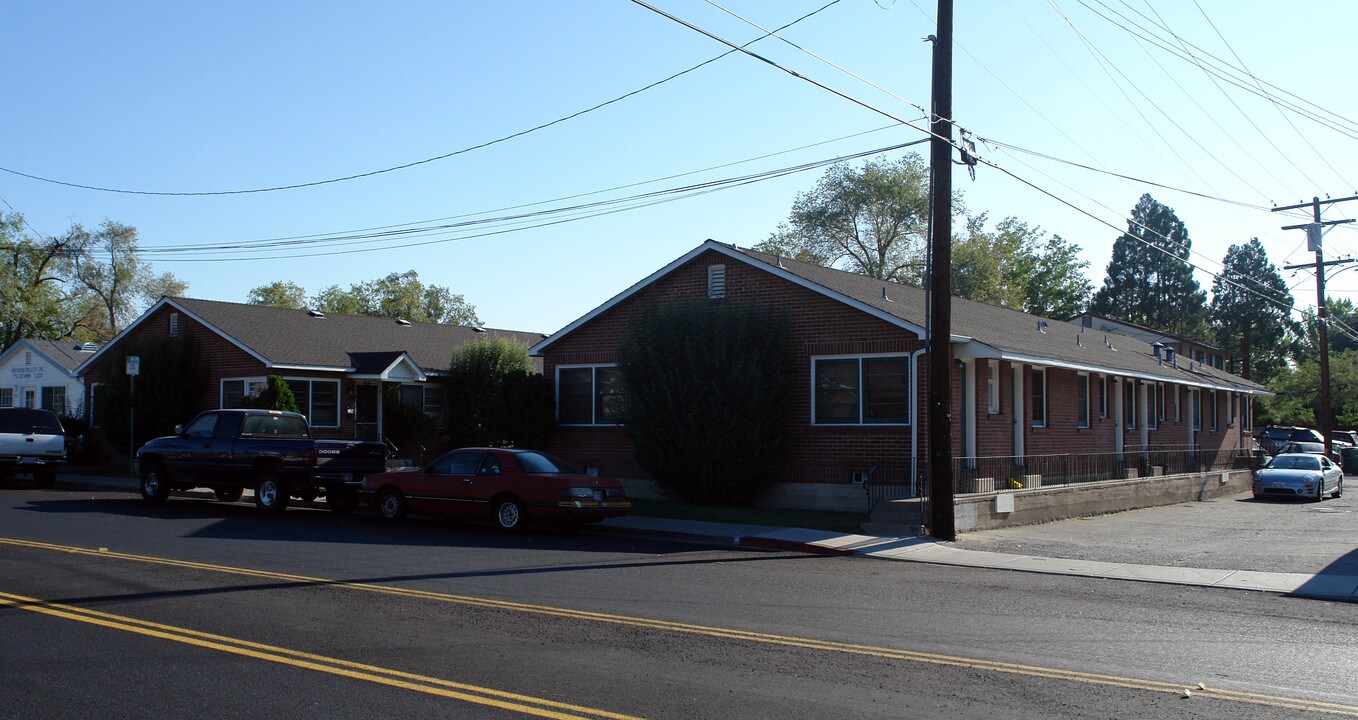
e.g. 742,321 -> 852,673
358,447 -> 630,530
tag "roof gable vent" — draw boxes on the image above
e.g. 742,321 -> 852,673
308,310 -> 326,318
707,264 -> 726,299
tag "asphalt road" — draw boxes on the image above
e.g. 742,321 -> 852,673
2,486 -> 1356,719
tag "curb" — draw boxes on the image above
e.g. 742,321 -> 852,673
737,535 -> 856,556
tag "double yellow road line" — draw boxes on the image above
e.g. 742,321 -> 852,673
3,537 -> 1356,717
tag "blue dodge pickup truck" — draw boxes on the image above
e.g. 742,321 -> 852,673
135,409 -> 386,513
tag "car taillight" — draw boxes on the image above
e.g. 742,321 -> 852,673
304,448 -> 317,466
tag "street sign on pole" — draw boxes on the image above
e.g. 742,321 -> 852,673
126,356 -> 139,477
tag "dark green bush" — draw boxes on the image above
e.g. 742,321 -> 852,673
617,301 -> 793,505
443,337 -> 553,448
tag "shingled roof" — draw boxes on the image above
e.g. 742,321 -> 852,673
78,297 -> 545,375
7,339 -> 99,376
534,240 -> 1267,395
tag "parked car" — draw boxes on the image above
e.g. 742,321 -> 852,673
1277,441 -> 1341,463
1257,426 -> 1324,456
359,447 -> 631,530
1254,452 -> 1343,501
0,407 -> 66,487
1331,430 -> 1358,447
136,409 -> 386,512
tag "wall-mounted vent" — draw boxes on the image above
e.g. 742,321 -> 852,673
308,309 -> 326,318
169,312 -> 179,337
395,318 -> 411,326
707,264 -> 726,299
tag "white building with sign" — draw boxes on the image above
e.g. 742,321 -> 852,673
0,339 -> 97,417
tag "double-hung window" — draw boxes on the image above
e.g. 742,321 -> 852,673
1076,373 -> 1090,428
1030,367 -> 1047,428
0,387 -> 14,408
1097,375 -> 1107,419
1209,390 -> 1218,431
221,377 -> 267,409
1124,380 -> 1136,429
557,366 -> 625,425
285,379 -> 340,427
400,383 -> 445,419
813,356 -> 910,425
40,386 -> 66,415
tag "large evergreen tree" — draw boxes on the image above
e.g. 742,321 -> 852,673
1209,238 -> 1295,381
1090,194 -> 1208,336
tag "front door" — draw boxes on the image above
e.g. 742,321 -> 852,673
355,384 -> 379,441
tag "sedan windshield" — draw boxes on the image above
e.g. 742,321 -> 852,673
1269,455 -> 1321,470
515,452 -> 581,474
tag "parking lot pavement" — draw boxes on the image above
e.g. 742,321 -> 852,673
951,491 -> 1358,576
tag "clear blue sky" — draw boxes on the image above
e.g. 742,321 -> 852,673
4,1 -> 1357,335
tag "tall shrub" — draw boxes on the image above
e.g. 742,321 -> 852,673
444,337 -> 552,447
96,335 -> 206,453
616,302 -> 793,505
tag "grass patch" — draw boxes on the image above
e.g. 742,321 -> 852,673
629,497 -> 867,533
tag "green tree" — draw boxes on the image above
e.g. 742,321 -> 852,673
72,220 -> 187,338
1258,351 -> 1358,429
1294,297 -> 1358,364
95,334 -> 207,453
247,281 -> 308,310
1208,238 -> 1295,381
952,215 -> 1092,316
310,270 -> 480,326
755,155 -> 934,284
616,302 -> 794,505
443,337 -> 551,447
1090,194 -> 1208,337
1,213 -> 185,352
241,375 -> 300,412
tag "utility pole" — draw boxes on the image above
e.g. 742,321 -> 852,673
1274,195 -> 1357,458
926,0 -> 955,541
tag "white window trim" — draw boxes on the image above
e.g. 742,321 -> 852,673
1124,379 -> 1137,430
987,361 -> 1000,415
811,353 -> 912,427
1076,372 -> 1090,429
0,387 -> 12,408
555,364 -> 624,427
1030,366 -> 1047,429
285,377 -> 343,428
1210,390 -> 1218,432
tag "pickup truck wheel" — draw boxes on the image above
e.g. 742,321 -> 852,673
214,487 -> 244,503
377,489 -> 407,521
254,472 -> 290,513
492,496 -> 526,532
140,463 -> 170,503
326,489 -> 359,514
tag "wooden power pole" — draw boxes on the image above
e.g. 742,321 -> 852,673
927,0 -> 956,541
1275,195 -> 1357,457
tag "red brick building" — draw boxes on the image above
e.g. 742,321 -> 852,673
531,241 -> 1267,510
76,297 -> 543,449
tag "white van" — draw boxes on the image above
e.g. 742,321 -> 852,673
0,408 -> 66,487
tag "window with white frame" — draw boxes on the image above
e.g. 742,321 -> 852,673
813,356 -> 910,425
1147,383 -> 1158,430
1076,373 -> 1090,428
399,383 -> 445,419
557,366 -> 626,425
0,388 -> 11,408
1097,375 -> 1107,418
987,361 -> 1000,414
221,377 -> 267,409
1124,379 -> 1136,429
285,379 -> 340,427
40,386 -> 66,415
1030,367 -> 1047,428
1228,393 -> 1236,426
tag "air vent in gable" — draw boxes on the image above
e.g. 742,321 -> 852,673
707,264 -> 726,299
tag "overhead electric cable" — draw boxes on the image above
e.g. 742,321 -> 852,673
0,1 -> 843,197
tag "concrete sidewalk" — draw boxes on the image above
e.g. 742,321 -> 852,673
45,473 -> 1358,602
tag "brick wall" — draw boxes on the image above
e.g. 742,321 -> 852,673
540,250 -> 1245,486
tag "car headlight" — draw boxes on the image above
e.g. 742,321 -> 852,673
1304,475 -> 1320,483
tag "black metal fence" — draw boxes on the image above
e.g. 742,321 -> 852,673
865,447 -> 1257,513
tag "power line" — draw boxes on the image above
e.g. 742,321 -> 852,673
0,1 -> 844,198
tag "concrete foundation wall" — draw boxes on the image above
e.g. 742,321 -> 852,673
953,468 -> 1253,533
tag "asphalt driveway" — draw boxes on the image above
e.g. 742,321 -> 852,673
953,491 -> 1358,577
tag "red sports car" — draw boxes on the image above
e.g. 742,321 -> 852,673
359,447 -> 630,530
